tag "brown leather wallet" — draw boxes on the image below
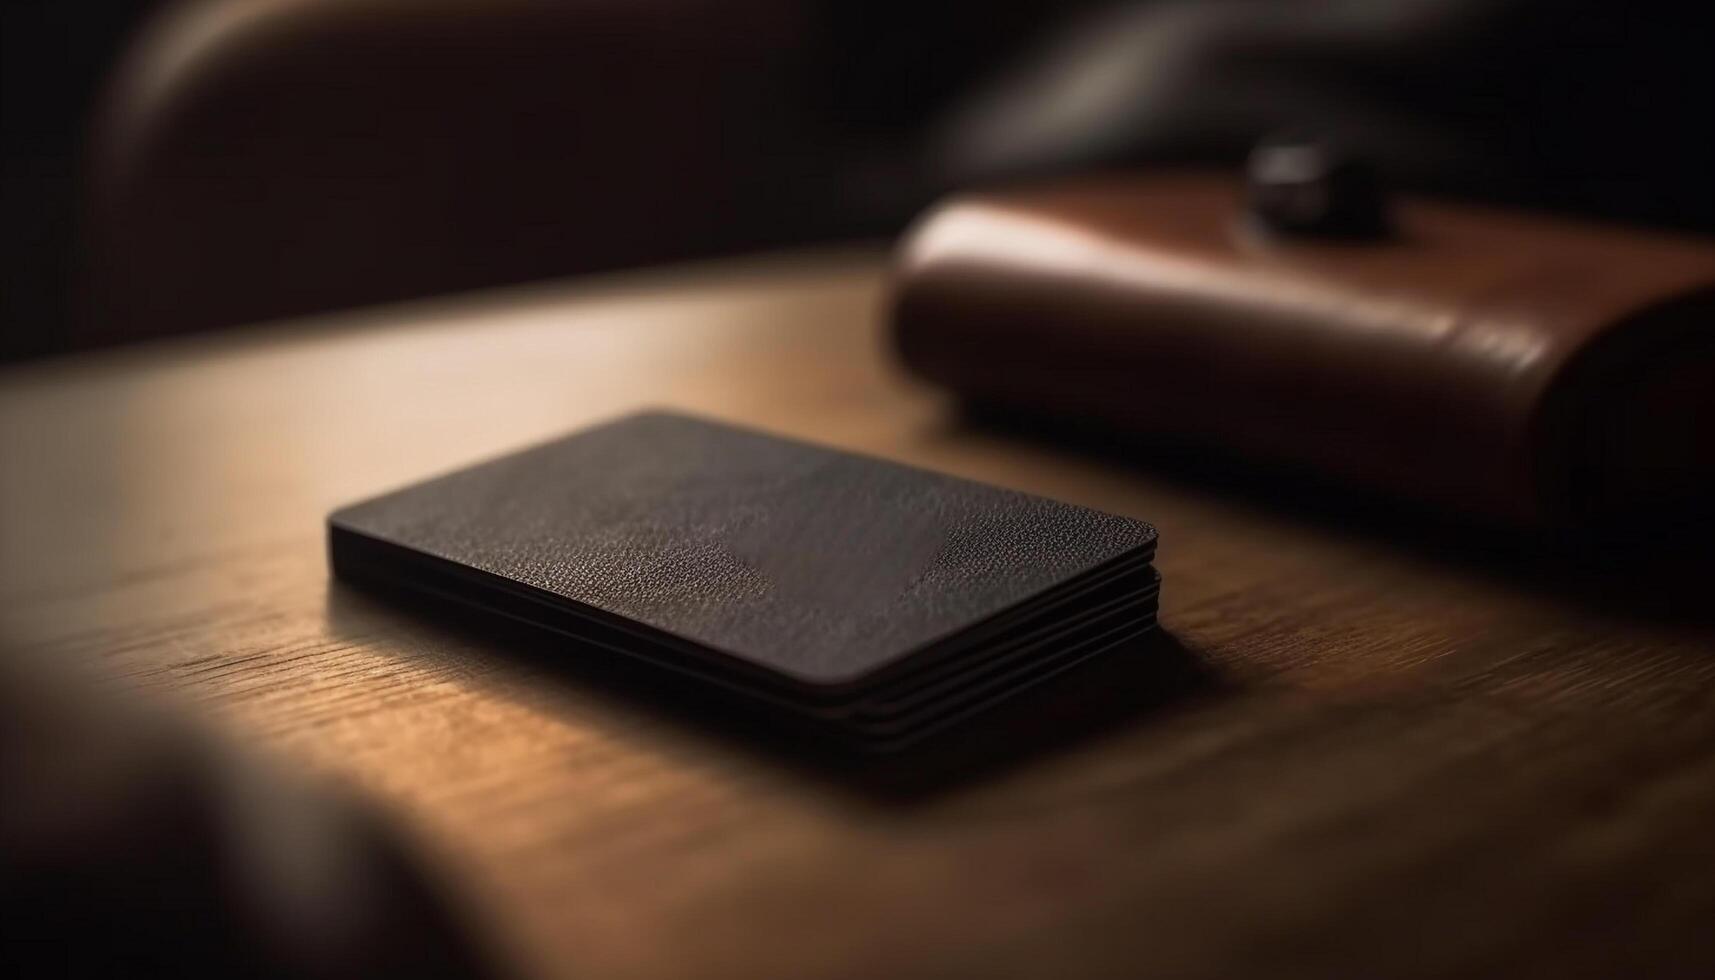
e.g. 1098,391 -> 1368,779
891,174 -> 1715,530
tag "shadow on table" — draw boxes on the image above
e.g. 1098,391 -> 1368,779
324,581 -> 1224,805
949,404 -> 1715,630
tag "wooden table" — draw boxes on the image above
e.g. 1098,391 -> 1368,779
4,250 -> 1713,979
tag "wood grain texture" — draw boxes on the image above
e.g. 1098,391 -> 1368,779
3,249 -> 1714,979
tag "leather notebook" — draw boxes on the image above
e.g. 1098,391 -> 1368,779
329,411 -> 1160,748
892,173 -> 1715,532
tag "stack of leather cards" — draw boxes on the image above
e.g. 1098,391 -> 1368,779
329,411 -> 1160,749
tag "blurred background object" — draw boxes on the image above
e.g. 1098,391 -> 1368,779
892,171 -> 1715,536
3,0 -> 1711,356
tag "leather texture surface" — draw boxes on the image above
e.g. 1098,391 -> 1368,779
330,411 -> 1156,686
892,174 -> 1715,529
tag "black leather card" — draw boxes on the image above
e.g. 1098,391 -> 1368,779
329,411 -> 1159,746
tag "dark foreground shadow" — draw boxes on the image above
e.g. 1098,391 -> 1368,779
325,581 -> 1223,806
956,404 -> 1715,629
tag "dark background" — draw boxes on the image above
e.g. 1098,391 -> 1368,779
5,0 -> 1712,358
